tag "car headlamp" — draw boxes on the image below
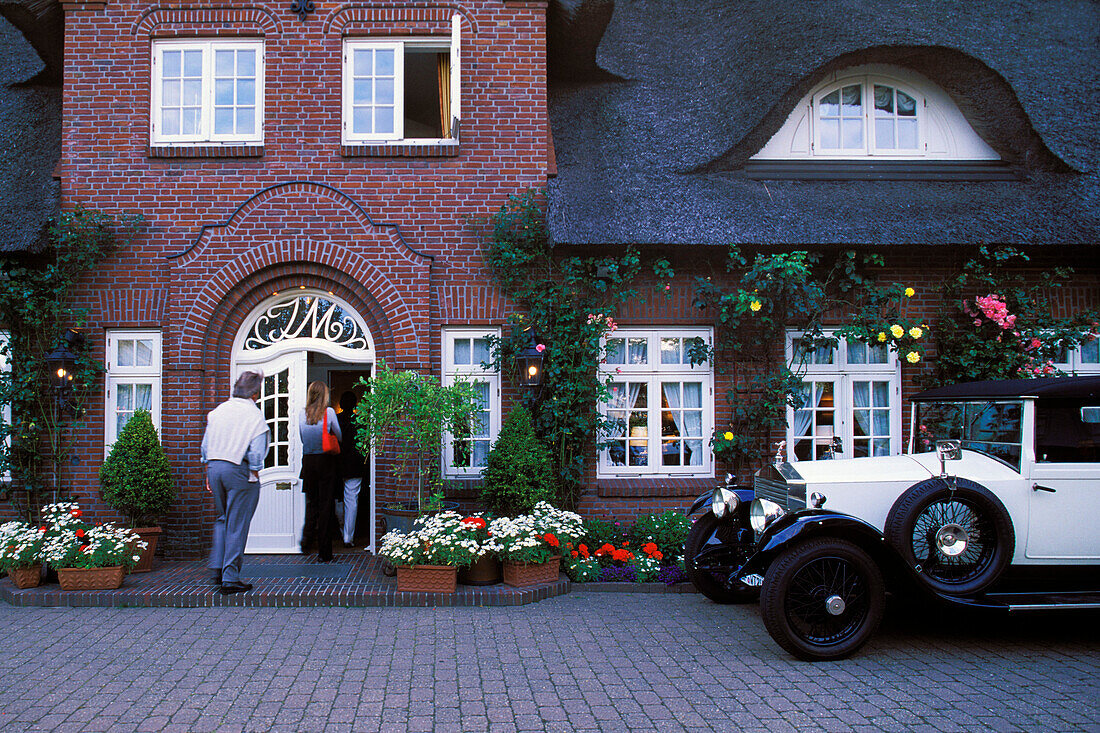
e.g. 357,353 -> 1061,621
710,487 -> 739,518
749,498 -> 785,533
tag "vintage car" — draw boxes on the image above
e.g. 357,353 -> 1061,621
684,375 -> 1100,661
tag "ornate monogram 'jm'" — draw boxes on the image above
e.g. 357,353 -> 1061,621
243,295 -> 369,350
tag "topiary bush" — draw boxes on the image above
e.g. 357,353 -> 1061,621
631,511 -> 692,563
98,409 -> 175,527
479,406 -> 554,515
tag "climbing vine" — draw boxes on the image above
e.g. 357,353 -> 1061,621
0,206 -> 142,522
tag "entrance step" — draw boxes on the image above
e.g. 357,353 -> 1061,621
1,554 -> 570,608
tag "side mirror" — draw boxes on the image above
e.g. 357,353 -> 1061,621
936,439 -> 961,477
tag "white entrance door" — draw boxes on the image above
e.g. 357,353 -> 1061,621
244,351 -> 306,553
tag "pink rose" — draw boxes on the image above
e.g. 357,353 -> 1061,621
535,343 -> 545,353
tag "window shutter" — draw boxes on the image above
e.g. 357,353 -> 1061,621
450,14 -> 461,138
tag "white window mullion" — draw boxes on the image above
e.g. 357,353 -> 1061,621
201,45 -> 213,141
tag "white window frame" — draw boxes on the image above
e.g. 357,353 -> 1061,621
105,330 -> 163,454
150,39 -> 265,146
1052,336 -> 1100,375
342,15 -> 462,145
786,331 -> 901,462
597,327 -> 714,478
442,328 -> 500,478
811,76 -> 924,158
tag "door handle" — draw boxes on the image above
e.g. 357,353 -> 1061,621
1032,483 -> 1057,493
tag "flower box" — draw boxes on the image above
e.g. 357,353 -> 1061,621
129,526 -> 162,573
396,564 -> 457,593
7,564 -> 42,589
458,554 -> 502,586
503,556 -> 560,587
57,566 -> 125,591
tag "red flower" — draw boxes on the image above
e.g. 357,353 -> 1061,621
611,548 -> 632,562
653,551 -> 663,561
75,529 -> 85,538
39,526 -> 47,532
71,510 -> 82,518
543,533 -> 559,548
461,517 -> 486,529
571,550 -> 578,558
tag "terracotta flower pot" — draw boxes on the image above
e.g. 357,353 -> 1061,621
56,566 -> 125,591
396,564 -> 457,593
129,526 -> 162,573
502,556 -> 561,587
7,564 -> 42,589
458,554 -> 502,586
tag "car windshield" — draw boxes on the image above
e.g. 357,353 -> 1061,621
913,400 -> 1023,471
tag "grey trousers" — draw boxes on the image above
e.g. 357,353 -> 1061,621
207,460 -> 261,584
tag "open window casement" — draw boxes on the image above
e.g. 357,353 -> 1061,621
448,13 -> 461,140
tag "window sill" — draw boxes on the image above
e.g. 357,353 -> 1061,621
741,159 -> 1019,181
341,142 -> 459,158
148,145 -> 264,159
597,476 -> 714,498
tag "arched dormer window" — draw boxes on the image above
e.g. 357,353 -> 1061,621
750,64 -> 1011,179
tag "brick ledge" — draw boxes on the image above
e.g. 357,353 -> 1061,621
148,145 -> 264,158
597,477 -> 715,498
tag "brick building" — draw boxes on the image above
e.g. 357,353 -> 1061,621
3,0 -> 1098,557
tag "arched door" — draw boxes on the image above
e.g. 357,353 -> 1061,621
231,291 -> 375,553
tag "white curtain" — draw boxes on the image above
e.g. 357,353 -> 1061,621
792,381 -> 815,441
852,381 -> 870,436
662,383 -> 684,437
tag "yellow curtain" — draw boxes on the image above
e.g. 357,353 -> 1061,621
437,53 -> 451,137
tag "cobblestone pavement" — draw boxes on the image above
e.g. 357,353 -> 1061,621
0,592 -> 1097,733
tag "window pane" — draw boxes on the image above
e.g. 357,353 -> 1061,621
214,108 -> 233,134
872,381 -> 889,407
183,80 -> 202,106
848,340 -> 867,364
182,108 -> 200,135
471,441 -> 489,467
874,85 -> 893,115
873,438 -> 890,456
852,381 -> 869,405
682,382 -> 702,408
237,49 -> 256,78
376,78 -> 394,105
135,384 -> 153,411
854,411 -> 869,437
876,118 -> 895,149
841,85 -> 861,114
374,108 -> 394,134
453,338 -> 471,365
873,410 -> 889,435
376,49 -> 394,75
683,412 -> 702,436
868,343 -> 888,364
898,118 -> 918,149
821,119 -> 839,149
135,339 -> 153,366
353,79 -> 372,105
163,79 -> 180,107
118,340 -> 134,367
662,383 -> 680,409
117,384 -> 133,410
660,338 -> 680,364
897,90 -> 916,116
215,79 -> 234,105
238,79 -> 255,106
163,50 -> 181,77
605,338 -> 624,364
183,50 -> 203,77
820,90 -> 839,117
236,108 -> 254,135
1082,339 -> 1099,364
353,108 -> 371,134
472,338 -> 490,364
842,118 -> 863,148
353,49 -> 372,76
628,338 -> 647,364
215,49 -> 234,76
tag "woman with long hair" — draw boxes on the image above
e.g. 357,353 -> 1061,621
298,380 -> 341,562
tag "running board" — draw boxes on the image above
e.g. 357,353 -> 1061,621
938,590 -> 1100,612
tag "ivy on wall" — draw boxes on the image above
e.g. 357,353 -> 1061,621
0,207 -> 142,522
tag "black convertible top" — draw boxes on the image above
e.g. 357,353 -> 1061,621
913,376 -> 1100,402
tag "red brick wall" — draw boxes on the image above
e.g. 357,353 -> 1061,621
57,0 -> 549,555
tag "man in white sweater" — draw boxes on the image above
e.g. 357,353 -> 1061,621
201,370 -> 270,594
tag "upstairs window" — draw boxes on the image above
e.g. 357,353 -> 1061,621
150,39 -> 264,146
814,81 -> 920,155
342,16 -> 461,145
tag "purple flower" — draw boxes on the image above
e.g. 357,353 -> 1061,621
657,565 -> 688,586
599,566 -> 637,583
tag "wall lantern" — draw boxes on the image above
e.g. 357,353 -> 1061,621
44,329 -> 84,410
515,329 -> 545,388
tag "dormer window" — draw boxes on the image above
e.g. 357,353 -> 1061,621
750,64 -> 1011,179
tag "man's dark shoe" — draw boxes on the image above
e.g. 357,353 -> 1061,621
219,581 -> 253,595
211,571 -> 222,586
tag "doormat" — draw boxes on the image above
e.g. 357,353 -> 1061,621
239,564 -> 354,579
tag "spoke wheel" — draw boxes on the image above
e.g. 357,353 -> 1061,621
684,512 -> 758,604
761,538 -> 884,661
886,478 -> 1014,596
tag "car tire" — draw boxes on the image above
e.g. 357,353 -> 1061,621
884,477 -> 1014,596
684,512 -> 759,604
760,538 -> 885,661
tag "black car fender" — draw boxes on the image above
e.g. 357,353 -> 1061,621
737,511 -> 915,586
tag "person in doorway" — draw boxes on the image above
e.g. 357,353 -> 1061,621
337,390 -> 368,548
202,370 -> 270,595
299,381 -> 341,562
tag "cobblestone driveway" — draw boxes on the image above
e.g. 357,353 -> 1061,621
1,592 -> 1096,732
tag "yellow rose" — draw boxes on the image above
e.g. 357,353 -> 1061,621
749,300 -> 762,312
909,326 -> 923,339
876,331 -> 887,342
904,287 -> 916,297
723,431 -> 734,441
906,351 -> 921,363
890,324 -> 904,339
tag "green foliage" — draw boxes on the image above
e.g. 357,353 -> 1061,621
693,247 -> 922,475
630,511 -> 691,563
353,360 -> 480,510
580,517 -> 625,551
481,190 -> 670,508
563,555 -> 601,582
929,246 -> 1099,385
479,406 -> 554,515
98,409 -> 175,527
0,207 -> 142,522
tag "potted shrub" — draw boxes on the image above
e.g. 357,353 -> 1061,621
378,511 -> 483,593
490,502 -> 583,587
354,361 -> 479,522
39,502 -> 144,590
98,409 -> 175,572
479,406 -> 554,516
0,521 -> 46,589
